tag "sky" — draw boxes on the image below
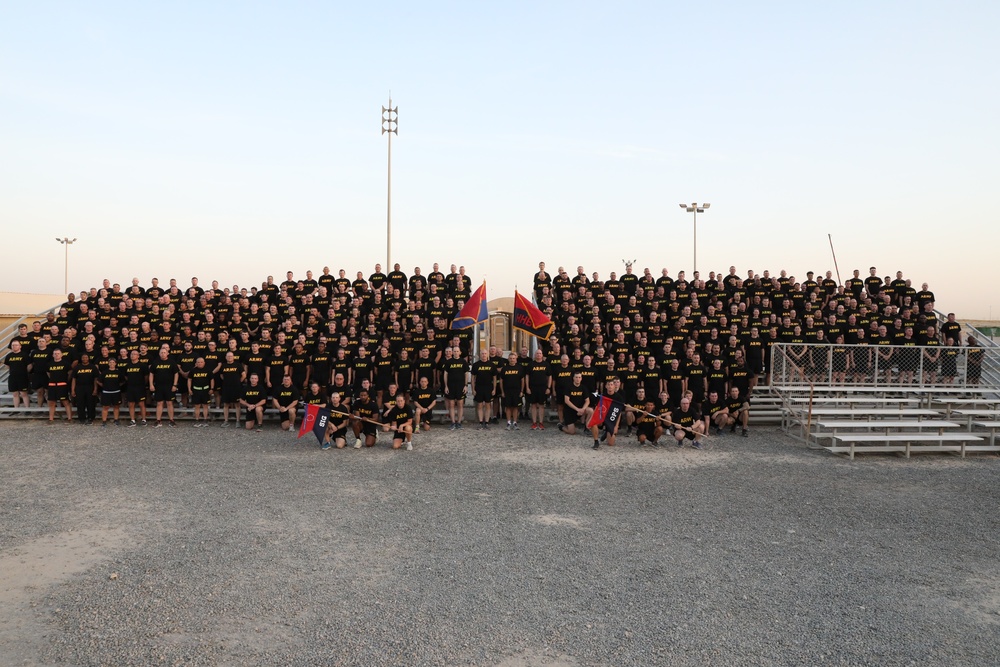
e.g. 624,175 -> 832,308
1,1 -> 998,318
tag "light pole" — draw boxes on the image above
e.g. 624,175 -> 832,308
679,203 -> 710,273
55,237 -> 77,295
381,96 -> 398,269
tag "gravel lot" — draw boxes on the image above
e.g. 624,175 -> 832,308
2,419 -> 999,666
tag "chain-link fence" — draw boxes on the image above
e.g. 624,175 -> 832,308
770,342 -> 995,389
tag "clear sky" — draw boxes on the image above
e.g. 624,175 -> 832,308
2,1 -> 998,318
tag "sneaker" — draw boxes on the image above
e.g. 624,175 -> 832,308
714,426 -> 723,436
730,424 -> 737,433
600,430 -> 608,442
354,440 -> 362,449
483,422 -> 489,430
490,416 -> 499,425
128,420 -> 137,428
456,422 -> 463,429
692,440 -> 703,450
626,426 -> 633,436
512,421 -> 519,430
153,421 -> 162,428
558,424 -> 565,433
169,421 -> 177,428
531,422 -> 538,430
449,422 -> 457,431
742,428 -> 748,437
140,419 -> 147,426
405,442 -> 413,451
538,423 -> 545,430
220,421 -> 229,428
114,420 -> 120,426
254,425 -> 262,433
101,421 -> 107,427
651,440 -> 660,448
676,439 -> 684,447
321,440 -> 332,450
592,440 -> 600,449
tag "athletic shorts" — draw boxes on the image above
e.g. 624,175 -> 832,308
8,376 -> 29,392
675,427 -> 696,440
101,390 -> 121,407
359,422 -> 378,436
528,385 -> 548,405
222,385 -> 242,404
125,386 -> 145,403
153,385 -> 174,402
445,387 -> 465,401
330,426 -> 348,441
47,384 -> 69,401
474,387 -> 493,403
636,423 -> 657,440
191,388 -> 211,405
503,393 -> 522,408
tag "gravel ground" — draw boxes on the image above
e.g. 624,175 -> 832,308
2,418 -> 999,667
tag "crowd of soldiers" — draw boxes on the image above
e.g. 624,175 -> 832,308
1,261 -> 982,451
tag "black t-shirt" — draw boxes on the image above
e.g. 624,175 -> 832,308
274,384 -> 300,407
150,360 -> 178,386
471,360 -> 497,389
383,404 -> 413,427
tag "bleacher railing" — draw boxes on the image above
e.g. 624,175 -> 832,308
770,342 -> 996,390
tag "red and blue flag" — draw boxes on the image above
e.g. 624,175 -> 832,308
451,280 -> 488,330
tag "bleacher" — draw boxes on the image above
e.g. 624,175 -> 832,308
771,340 -> 1000,459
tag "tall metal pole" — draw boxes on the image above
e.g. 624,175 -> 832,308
382,96 -> 398,269
679,203 -> 710,274
55,237 -> 77,295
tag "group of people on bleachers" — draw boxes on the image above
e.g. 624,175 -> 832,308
1,261 -> 984,451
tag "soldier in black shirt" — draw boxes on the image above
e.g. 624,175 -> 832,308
46,348 -> 73,422
471,350 -> 498,429
3,340 -> 30,409
188,357 -> 214,427
122,349 -> 149,426
71,353 -> 98,424
149,347 -> 180,427
670,395 -> 705,449
98,358 -> 124,425
240,373 -> 268,432
499,353 -> 526,430
271,374 -> 300,431
382,394 -> 414,450
411,376 -> 438,432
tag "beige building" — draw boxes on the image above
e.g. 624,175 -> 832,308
0,292 -> 64,334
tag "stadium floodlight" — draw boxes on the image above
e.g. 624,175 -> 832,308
679,203 -> 710,273
55,237 -> 77,296
382,95 -> 398,269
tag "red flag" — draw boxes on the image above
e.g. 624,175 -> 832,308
512,290 -> 554,340
298,404 -> 330,445
451,280 -> 488,330
588,393 -> 625,429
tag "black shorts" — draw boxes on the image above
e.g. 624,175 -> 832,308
31,375 -> 48,391
360,422 -> 378,436
445,387 -> 465,401
48,385 -> 69,401
636,423 -> 657,439
222,385 -> 242,404
101,390 -> 121,407
502,393 -> 522,408
125,386 -> 145,403
191,388 -> 211,405
153,385 -> 174,402
474,387 -> 493,403
8,375 -> 29,392
675,427 -> 696,440
329,426 -> 348,440
528,385 -> 548,405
